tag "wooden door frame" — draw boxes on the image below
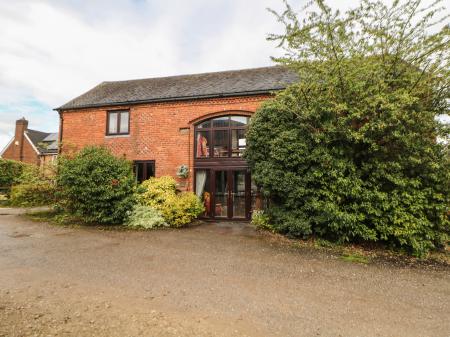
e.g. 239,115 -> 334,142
195,168 -> 251,220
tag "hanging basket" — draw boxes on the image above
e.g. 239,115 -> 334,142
176,164 -> 189,179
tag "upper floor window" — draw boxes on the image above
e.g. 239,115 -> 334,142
107,110 -> 129,135
195,115 -> 249,159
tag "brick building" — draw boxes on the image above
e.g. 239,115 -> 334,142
56,66 -> 297,220
0,118 -> 58,168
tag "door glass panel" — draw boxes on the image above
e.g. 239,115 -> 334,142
214,171 -> 228,217
230,116 -> 249,127
231,129 -> 246,157
232,171 -> 246,218
196,131 -> 210,158
195,170 -> 211,217
213,130 -> 229,157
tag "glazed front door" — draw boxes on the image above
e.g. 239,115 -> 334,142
212,170 -> 249,219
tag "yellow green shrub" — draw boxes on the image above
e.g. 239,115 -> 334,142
157,192 -> 204,228
137,176 -> 204,227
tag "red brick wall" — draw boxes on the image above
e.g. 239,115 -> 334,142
2,135 -> 40,165
60,95 -> 271,190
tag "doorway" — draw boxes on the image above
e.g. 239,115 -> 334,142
195,169 -> 251,220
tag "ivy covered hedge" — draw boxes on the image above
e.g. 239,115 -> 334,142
245,0 -> 449,256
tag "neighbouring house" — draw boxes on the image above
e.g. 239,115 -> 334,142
56,66 -> 298,220
0,118 -> 58,169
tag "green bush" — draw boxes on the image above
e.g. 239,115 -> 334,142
126,205 -> 168,229
10,181 -> 56,207
137,176 -> 204,227
0,158 -> 58,207
251,210 -> 273,232
0,159 -> 28,193
158,192 -> 204,227
245,0 -> 450,257
136,176 -> 177,207
56,146 -> 136,224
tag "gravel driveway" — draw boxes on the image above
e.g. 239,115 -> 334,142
0,209 -> 449,337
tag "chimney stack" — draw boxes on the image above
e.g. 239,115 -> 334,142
15,118 -> 28,161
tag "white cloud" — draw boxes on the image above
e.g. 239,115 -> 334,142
0,0 -> 297,150
1,0 -> 445,151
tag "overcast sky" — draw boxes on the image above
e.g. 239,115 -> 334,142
0,0 -> 447,150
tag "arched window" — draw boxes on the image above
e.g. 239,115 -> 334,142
195,115 -> 249,159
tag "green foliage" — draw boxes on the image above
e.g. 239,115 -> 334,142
16,163 -> 41,184
246,0 -> 450,256
56,146 -> 136,224
340,252 -> 370,264
10,181 -> 56,207
157,192 -> 204,227
0,159 -> 28,192
251,210 -> 274,231
8,163 -> 57,207
137,176 -> 177,206
126,205 -> 168,229
137,176 -> 204,227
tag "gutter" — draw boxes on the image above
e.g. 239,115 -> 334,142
53,88 -> 283,112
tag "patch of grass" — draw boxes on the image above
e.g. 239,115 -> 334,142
285,235 -> 449,269
24,209 -> 130,231
0,201 -> 10,208
25,209 -> 83,227
314,238 -> 337,249
340,252 -> 370,264
0,197 -> 11,207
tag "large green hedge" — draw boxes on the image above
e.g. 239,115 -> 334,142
10,181 -> 56,207
245,0 -> 449,256
57,146 -> 136,224
0,159 -> 27,192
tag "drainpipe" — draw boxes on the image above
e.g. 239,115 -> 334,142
188,126 -> 191,191
58,111 -> 63,155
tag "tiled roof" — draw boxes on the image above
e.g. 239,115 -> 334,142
26,130 -> 58,155
57,66 -> 298,110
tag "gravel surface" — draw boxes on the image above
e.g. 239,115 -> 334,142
0,209 -> 449,337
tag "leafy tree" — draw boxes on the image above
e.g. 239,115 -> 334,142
57,146 -> 136,224
246,0 -> 449,256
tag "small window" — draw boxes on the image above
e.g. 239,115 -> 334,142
134,160 -> 155,183
107,110 -> 129,135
